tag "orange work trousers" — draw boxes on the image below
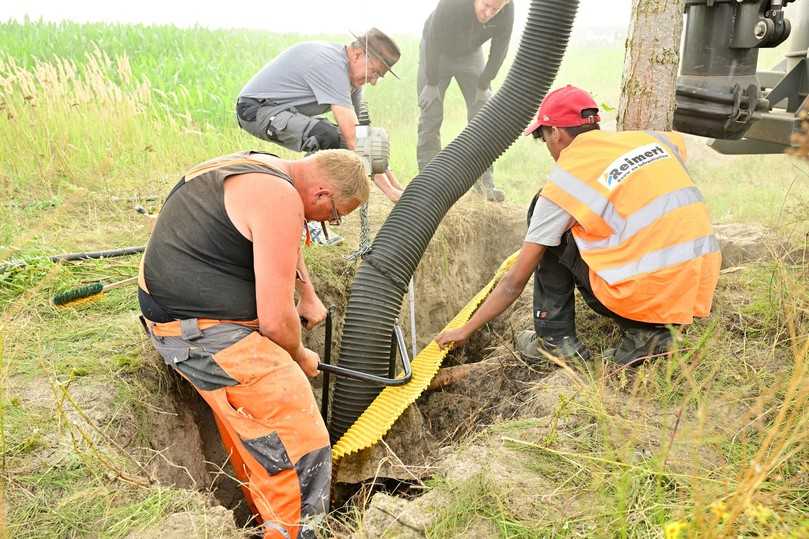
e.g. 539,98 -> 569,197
146,318 -> 330,539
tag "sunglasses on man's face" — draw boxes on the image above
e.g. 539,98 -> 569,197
328,196 -> 342,226
313,196 -> 342,243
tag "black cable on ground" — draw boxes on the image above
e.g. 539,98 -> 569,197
329,0 -> 581,441
1,246 -> 145,272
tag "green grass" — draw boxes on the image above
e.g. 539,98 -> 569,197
9,474 -> 212,539
1,19 -> 808,538
427,474 -> 549,538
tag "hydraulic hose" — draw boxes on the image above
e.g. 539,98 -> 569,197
329,0 -> 580,441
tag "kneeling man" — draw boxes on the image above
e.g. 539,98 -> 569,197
139,149 -> 368,538
437,86 -> 721,366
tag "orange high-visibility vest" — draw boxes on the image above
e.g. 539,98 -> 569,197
541,130 -> 721,325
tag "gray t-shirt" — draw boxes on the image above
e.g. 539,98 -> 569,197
524,196 -> 576,247
239,42 -> 362,116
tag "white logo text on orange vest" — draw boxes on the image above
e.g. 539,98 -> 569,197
597,143 -> 670,190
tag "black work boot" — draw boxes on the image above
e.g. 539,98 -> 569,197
515,330 -> 591,363
609,327 -> 672,367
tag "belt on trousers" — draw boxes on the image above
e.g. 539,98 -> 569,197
140,315 -> 259,339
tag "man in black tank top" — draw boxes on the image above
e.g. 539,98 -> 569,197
139,149 -> 369,539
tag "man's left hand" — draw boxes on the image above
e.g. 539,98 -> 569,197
297,296 -> 327,330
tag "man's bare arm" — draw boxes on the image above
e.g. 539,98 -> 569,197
331,104 -> 359,150
436,243 -> 546,349
295,251 -> 327,329
233,173 -> 313,369
384,169 -> 404,191
372,172 -> 402,202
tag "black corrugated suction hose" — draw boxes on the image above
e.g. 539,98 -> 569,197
329,0 -> 580,441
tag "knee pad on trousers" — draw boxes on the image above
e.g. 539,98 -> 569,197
303,120 -> 341,152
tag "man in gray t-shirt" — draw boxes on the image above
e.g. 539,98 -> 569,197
236,28 -> 404,203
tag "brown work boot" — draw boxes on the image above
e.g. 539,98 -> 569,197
608,327 -> 672,367
515,330 -> 591,363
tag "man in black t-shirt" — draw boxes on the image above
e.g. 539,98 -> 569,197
417,0 -> 514,202
139,149 -> 369,539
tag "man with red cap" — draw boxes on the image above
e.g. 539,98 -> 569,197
436,85 -> 721,366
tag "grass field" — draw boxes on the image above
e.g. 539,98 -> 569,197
1,19 -> 808,538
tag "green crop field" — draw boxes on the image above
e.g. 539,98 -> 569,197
1,19 -> 808,539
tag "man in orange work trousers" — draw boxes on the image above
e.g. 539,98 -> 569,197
437,85 -> 721,365
138,149 -> 370,538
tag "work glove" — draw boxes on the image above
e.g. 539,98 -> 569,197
419,84 -> 441,109
475,87 -> 492,108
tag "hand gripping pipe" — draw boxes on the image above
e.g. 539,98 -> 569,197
329,0 -> 580,441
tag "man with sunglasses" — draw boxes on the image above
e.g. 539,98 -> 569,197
237,28 -> 405,211
436,85 -> 721,367
139,149 -> 368,539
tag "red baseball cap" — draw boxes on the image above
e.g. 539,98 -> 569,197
523,85 -> 600,136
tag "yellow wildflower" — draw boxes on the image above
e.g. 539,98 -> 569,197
709,500 -> 729,521
664,521 -> 688,539
744,503 -> 774,526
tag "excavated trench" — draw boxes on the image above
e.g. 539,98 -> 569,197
138,0 -> 582,522
138,198 -> 533,527
134,190 -> 787,532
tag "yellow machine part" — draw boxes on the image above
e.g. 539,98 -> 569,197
331,250 -> 520,460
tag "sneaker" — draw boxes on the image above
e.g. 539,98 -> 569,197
306,221 -> 344,246
609,327 -> 672,367
515,329 -> 591,363
485,187 -> 505,203
472,180 -> 505,202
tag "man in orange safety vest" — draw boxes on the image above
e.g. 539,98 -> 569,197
436,85 -> 721,366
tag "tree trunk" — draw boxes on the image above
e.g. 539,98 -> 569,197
617,0 -> 685,131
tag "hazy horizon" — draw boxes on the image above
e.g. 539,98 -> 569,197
3,1 -> 632,40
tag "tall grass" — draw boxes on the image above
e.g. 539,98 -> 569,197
3,19 -> 806,229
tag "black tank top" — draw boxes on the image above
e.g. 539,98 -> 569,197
139,151 -> 293,321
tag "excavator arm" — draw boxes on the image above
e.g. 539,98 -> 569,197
675,0 -> 806,153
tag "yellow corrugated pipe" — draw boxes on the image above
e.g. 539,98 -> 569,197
332,250 -> 520,460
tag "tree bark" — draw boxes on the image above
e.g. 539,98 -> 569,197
617,0 -> 685,131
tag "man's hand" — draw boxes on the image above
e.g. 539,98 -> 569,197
373,172 -> 403,203
295,346 -> 321,378
435,325 -> 472,351
297,295 -> 327,330
475,87 -> 492,108
419,85 -> 441,109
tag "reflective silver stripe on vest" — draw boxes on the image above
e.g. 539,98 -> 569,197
576,186 -> 704,251
549,166 -> 623,231
596,234 -> 720,285
646,131 -> 686,169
